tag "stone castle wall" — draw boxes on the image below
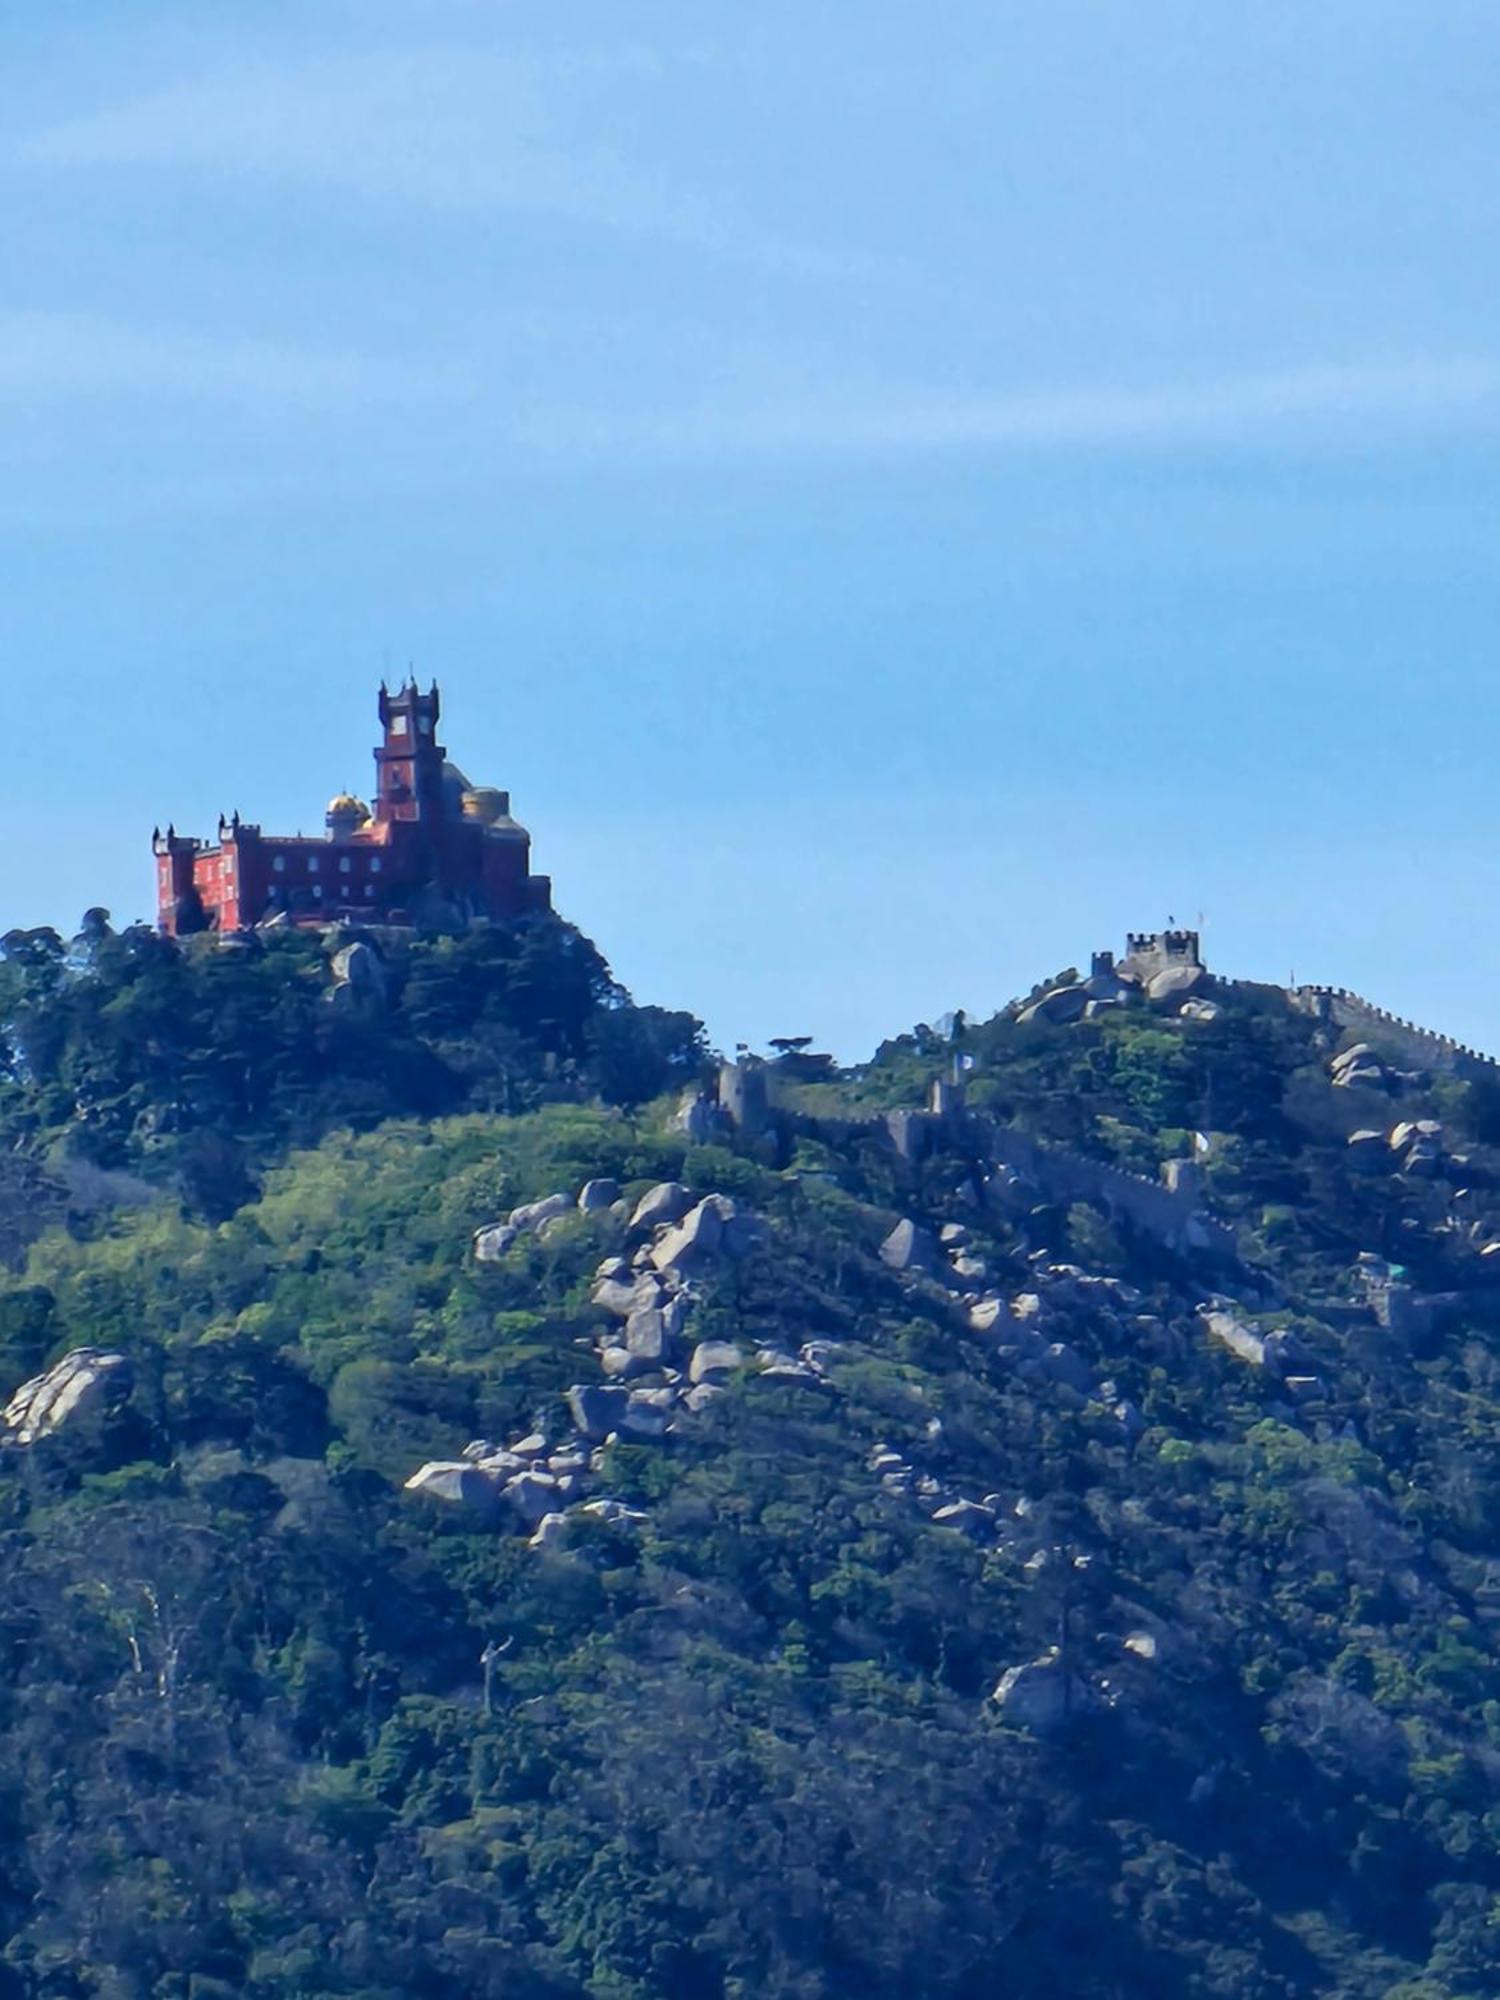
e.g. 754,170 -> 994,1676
1290,987 -> 1500,1077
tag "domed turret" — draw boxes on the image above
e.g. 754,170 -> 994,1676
461,786 -> 507,824
326,793 -> 371,839
462,788 -> 529,841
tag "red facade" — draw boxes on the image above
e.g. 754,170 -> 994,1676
154,682 -> 551,936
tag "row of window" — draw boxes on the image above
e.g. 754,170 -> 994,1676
269,854 -> 383,876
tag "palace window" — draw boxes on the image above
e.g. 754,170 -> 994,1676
273,856 -> 286,873
339,857 -> 352,874
307,856 -> 320,873
370,858 -> 382,874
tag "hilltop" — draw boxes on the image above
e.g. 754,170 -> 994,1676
4,914 -> 1500,1998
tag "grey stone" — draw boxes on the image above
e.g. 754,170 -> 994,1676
757,1353 -> 818,1381
950,1254 -> 988,1282
939,1222 -> 970,1248
592,1274 -> 659,1319
510,1192 -> 574,1233
566,1383 -> 631,1442
330,941 -> 387,1001
577,1497 -> 650,1525
3,1349 -> 133,1445
529,1511 -> 571,1550
624,1306 -> 670,1361
1201,1307 -> 1267,1368
689,1340 -> 744,1384
1018,984 -> 1089,1026
473,1449 -> 529,1476
1146,963 -> 1208,1006
1331,1042 -> 1375,1072
682,1382 -> 724,1413
600,1344 -> 649,1379
577,1178 -> 620,1212
473,1224 -> 519,1263
992,1652 -> 1090,1734
505,1471 -> 562,1527
651,1197 -> 726,1275
403,1461 -> 500,1514
630,1182 -> 693,1231
619,1398 -> 669,1441
931,1499 -> 993,1535
968,1296 -> 1014,1335
880,1217 -> 939,1273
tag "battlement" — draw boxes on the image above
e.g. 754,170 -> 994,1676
1125,928 -> 1200,964
1292,987 -> 1500,1075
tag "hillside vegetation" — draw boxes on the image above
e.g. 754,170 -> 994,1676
5,921 -> 1500,1999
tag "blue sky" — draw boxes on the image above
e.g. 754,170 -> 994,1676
2,1 -> 1498,1056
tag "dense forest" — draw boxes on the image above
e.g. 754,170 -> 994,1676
5,915 -> 1500,1997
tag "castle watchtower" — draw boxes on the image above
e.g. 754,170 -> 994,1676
1122,930 -> 1203,981
375,681 -> 446,825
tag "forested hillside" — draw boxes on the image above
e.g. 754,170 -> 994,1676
5,919 -> 1500,1998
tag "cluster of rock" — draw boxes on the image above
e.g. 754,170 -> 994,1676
414,1177 -> 835,1545
1017,954 -> 1217,1028
881,1208 -> 1147,1438
880,1215 -> 989,1289
968,1272 -> 1146,1439
473,1177 -> 622,1262
1328,1043 -> 1417,1094
2,1348 -> 133,1446
868,1438 -> 1007,1540
405,1430 -> 646,1550
1345,1118 -> 1447,1176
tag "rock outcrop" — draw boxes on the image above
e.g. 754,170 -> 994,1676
3,1349 -> 133,1446
992,1652 -> 1091,1735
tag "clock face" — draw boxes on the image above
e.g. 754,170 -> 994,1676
390,714 -> 409,736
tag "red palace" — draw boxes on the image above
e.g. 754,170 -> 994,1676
153,681 -> 552,935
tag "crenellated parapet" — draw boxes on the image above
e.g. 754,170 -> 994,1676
1290,986 -> 1500,1075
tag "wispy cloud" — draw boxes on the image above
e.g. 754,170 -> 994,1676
514,358 -> 1500,460
0,311 -> 467,407
15,49 -> 736,252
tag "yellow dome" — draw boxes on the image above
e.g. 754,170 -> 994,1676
327,793 -> 370,819
461,786 -> 508,825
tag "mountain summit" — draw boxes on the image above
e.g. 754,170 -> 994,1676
1,915 -> 1499,1999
